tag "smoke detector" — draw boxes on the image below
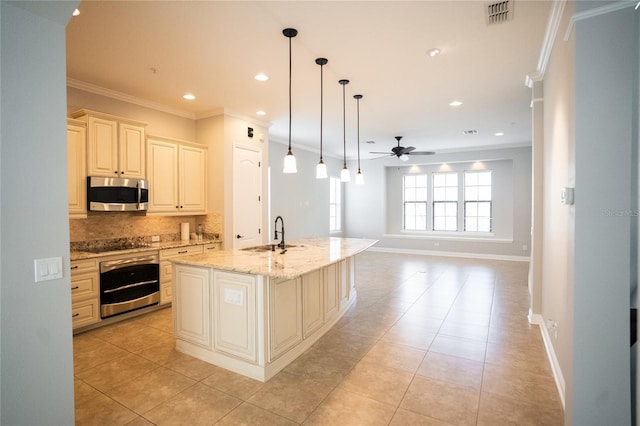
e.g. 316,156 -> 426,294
486,0 -> 514,25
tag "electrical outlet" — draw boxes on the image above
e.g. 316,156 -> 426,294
151,235 -> 160,242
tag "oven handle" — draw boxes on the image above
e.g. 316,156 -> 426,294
103,279 -> 159,294
100,256 -> 158,273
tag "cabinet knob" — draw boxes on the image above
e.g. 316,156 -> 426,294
236,234 -> 243,239
114,171 -> 118,174
71,286 -> 79,290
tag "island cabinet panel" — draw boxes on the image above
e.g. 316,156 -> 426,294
302,269 -> 324,338
269,277 -> 302,361
324,263 -> 340,322
213,271 -> 257,363
339,260 -> 350,309
174,265 -> 211,348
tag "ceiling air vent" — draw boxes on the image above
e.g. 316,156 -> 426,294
463,130 -> 479,135
486,0 -> 514,25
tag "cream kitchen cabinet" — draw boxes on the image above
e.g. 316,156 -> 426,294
173,264 -> 211,348
67,119 -> 87,218
70,109 -> 147,179
147,136 -> 207,215
70,258 -> 100,330
302,269 -> 323,339
269,276 -> 303,361
160,243 -> 220,305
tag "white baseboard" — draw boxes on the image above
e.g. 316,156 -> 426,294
368,246 -> 530,262
529,312 -> 566,410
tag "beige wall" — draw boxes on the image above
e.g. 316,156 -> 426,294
539,0 -> 575,404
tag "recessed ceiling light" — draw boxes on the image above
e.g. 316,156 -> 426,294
255,74 -> 269,81
449,100 -> 463,107
72,8 -> 80,16
495,132 -> 505,136
427,48 -> 441,57
183,93 -> 196,100
256,110 -> 266,116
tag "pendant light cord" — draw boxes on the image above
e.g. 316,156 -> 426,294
342,82 -> 347,167
320,62 -> 324,162
288,35 -> 292,154
356,97 -> 361,172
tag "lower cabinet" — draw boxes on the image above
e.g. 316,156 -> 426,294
173,264 -> 211,347
302,269 -> 323,338
324,263 -> 340,323
213,271 -> 257,362
70,258 -> 100,329
160,242 -> 220,305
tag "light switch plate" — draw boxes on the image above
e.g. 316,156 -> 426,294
34,256 -> 63,282
561,187 -> 574,205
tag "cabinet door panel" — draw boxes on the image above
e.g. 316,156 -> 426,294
302,269 -> 323,338
174,265 -> 211,348
119,123 -> 145,178
324,264 -> 340,321
269,277 -> 302,361
147,139 -> 179,212
180,145 -> 206,213
213,272 -> 257,362
87,117 -> 118,176
67,123 -> 86,217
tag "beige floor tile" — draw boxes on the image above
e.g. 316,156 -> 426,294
125,416 -> 156,426
75,393 -> 138,426
337,316 -> 394,339
439,321 -> 489,342
76,353 -> 160,393
380,323 -> 437,350
283,347 -> 359,385
311,328 -> 378,360
416,351 -> 484,389
400,375 -> 480,426
390,408 -> 456,426
394,313 -> 444,332
94,323 -> 175,353
485,341 -> 552,377
216,402 -> 298,425
135,340 -> 183,365
481,362 -> 562,409
201,365 -> 266,400
108,367 -> 196,414
477,391 -> 564,426
445,309 -> 491,327
304,388 -> 396,426
338,360 -> 413,406
429,334 -> 487,362
164,351 -> 220,381
73,337 -> 130,374
361,341 -> 426,373
74,377 -> 102,406
247,372 -> 335,423
143,382 -> 241,426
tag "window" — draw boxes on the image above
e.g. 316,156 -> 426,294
403,174 -> 428,230
432,172 -> 458,231
464,171 -> 492,232
329,177 -> 341,232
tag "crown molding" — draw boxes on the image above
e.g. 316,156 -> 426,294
196,107 -> 271,128
67,78 -> 197,120
526,0 -> 567,88
564,0 -> 637,41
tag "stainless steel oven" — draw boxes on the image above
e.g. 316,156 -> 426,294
99,253 -> 160,318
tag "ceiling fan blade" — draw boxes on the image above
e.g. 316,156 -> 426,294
401,146 -> 416,154
369,151 -> 393,154
408,151 -> 436,155
369,154 -> 394,160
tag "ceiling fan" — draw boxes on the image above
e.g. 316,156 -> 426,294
370,136 -> 435,161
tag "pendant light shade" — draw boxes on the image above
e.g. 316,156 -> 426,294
283,28 -> 298,174
339,79 -> 350,182
316,57 -> 328,179
354,94 -> 364,185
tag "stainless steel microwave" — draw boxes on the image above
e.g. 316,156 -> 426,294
87,176 -> 149,212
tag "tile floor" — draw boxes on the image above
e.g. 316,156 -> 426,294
74,251 -> 564,425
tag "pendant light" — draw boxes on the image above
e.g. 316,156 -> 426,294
315,58 -> 328,179
283,28 -> 298,174
339,79 -> 350,182
354,94 -> 364,185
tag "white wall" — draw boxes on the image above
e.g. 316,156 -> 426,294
344,147 -> 532,259
268,141 -> 343,240
1,1 -> 78,423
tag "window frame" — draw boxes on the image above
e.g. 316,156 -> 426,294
329,176 -> 342,233
432,172 -> 459,231
403,174 -> 428,231
463,170 -> 493,233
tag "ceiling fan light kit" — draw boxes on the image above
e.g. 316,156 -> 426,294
339,79 -> 350,182
283,28 -> 298,174
316,57 -> 328,179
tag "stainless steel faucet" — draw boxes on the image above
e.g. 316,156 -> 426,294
274,216 -> 286,252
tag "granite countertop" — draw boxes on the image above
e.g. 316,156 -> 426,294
70,239 -> 222,261
169,237 -> 378,279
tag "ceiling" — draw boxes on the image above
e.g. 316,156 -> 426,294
66,1 -> 552,160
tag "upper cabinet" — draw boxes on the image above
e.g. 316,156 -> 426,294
70,110 -> 147,179
67,118 -> 87,218
147,135 -> 207,215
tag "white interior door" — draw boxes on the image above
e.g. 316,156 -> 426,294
233,145 -> 262,249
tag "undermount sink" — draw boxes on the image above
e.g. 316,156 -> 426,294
242,244 -> 298,252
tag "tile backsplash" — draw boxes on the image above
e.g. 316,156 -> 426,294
69,212 -> 222,243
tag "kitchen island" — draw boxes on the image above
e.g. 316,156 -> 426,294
169,237 -> 377,382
